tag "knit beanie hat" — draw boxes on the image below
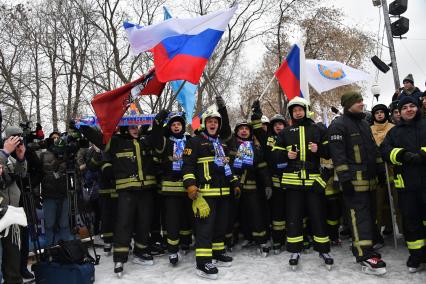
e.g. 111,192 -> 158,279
4,126 -> 23,139
341,91 -> 363,109
398,96 -> 418,111
403,74 -> 414,85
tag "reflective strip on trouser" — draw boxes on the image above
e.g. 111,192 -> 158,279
113,190 -> 154,263
398,190 -> 426,259
271,189 -> 286,246
240,191 -> 268,245
164,195 -> 193,253
272,220 -> 286,231
100,194 -> 117,243
195,197 -> 229,265
286,189 -> 330,253
272,176 -> 281,189
344,190 -> 376,258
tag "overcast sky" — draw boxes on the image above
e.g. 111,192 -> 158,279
244,0 -> 426,108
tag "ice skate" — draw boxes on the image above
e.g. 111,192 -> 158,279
289,253 -> 300,271
169,253 -> 179,266
258,243 -> 270,257
114,262 -> 123,278
132,253 -> 154,266
359,256 -> 386,275
104,243 -> 112,256
319,253 -> 334,270
196,263 -> 218,280
212,253 -> 233,267
407,255 -> 425,273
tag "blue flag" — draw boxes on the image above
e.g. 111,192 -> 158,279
163,6 -> 198,124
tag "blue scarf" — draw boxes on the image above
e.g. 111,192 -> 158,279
202,132 -> 232,177
233,141 -> 254,169
169,136 -> 186,171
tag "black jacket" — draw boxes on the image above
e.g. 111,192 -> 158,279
182,132 -> 239,197
40,149 -> 67,199
380,114 -> 426,191
272,118 -> 329,190
328,112 -> 380,191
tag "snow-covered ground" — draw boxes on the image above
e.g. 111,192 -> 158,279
95,238 -> 426,284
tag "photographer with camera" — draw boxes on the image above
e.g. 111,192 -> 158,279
0,126 -> 28,284
40,132 -> 73,246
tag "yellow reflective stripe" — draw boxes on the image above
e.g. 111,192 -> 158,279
354,240 -> 373,246
257,162 -> 267,168
116,151 -> 133,158
356,171 -> 363,181
272,220 -> 286,230
350,209 -> 362,257
99,189 -> 115,194
406,239 -> 426,250
394,174 -> 405,189
167,238 -> 180,246
313,176 -> 327,188
212,242 -> 225,250
282,179 -> 303,185
272,146 -> 286,151
101,163 -> 112,170
252,231 -> 267,237
352,180 -> 369,185
421,147 -> 426,153
243,185 -> 257,190
111,193 -> 118,198
283,173 -> 299,179
102,232 -> 113,237
134,140 -> 144,180
327,219 -> 339,226
253,122 -> 262,129
300,169 -> 307,179
197,156 -> 214,163
114,247 -> 129,253
300,126 -> 306,161
203,162 -> 211,181
322,140 -> 329,145
287,236 -> 304,243
180,230 -> 192,236
162,181 -> 184,187
335,164 -> 349,172
390,148 -> 403,165
423,221 -> 426,226
196,248 -> 212,257
162,187 -> 185,192
183,174 -> 195,181
353,145 -> 361,163
313,236 -> 330,243
135,242 -> 148,249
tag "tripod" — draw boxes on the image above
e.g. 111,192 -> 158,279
18,174 -> 42,262
66,169 -> 100,265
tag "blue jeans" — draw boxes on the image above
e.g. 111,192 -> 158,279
43,198 -> 73,246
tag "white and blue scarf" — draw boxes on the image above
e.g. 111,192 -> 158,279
170,136 -> 186,171
233,141 -> 254,169
203,133 -> 232,177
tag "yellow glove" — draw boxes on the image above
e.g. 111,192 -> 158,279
192,196 -> 210,218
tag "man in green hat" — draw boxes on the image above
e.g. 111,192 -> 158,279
328,91 -> 387,275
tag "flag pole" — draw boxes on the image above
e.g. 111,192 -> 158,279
167,80 -> 187,111
258,75 -> 275,101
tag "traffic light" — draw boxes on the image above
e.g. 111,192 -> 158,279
388,0 -> 409,37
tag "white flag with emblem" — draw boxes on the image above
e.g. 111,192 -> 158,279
306,59 -> 372,94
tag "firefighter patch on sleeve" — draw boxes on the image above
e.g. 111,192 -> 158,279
184,148 -> 192,155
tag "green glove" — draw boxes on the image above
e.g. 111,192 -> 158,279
192,196 -> 210,218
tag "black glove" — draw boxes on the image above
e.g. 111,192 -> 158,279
155,109 -> 169,124
251,100 -> 263,121
401,151 -> 423,165
216,95 -> 226,109
341,180 -> 355,196
68,119 -> 77,130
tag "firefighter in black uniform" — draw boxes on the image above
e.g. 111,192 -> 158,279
149,110 -> 193,265
229,121 -> 272,256
251,100 -> 288,254
328,91 -> 386,275
182,108 -> 239,280
76,123 -> 157,277
271,97 -> 333,270
381,96 -> 426,273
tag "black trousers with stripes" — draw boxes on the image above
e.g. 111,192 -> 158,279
164,195 -> 193,253
286,188 -> 330,253
113,190 -> 154,263
99,193 -> 117,244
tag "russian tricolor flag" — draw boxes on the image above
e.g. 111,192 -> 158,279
274,43 -> 309,102
124,6 -> 237,84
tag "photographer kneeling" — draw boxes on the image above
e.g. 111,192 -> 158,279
40,132 -> 73,246
0,126 -> 28,284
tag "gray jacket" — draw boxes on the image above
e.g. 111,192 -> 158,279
0,151 -> 27,206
